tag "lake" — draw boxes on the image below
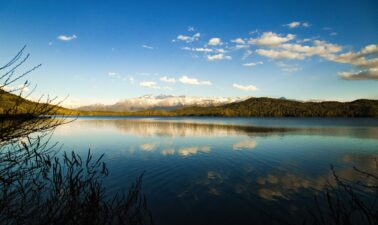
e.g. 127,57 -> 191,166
52,117 -> 378,225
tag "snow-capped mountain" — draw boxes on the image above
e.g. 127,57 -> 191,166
76,95 -> 245,112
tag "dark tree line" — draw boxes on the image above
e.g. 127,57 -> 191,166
172,97 -> 378,117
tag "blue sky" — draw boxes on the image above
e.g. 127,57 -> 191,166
0,0 -> 377,106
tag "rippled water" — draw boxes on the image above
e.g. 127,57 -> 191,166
52,117 -> 378,225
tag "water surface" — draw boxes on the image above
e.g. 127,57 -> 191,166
53,117 -> 378,225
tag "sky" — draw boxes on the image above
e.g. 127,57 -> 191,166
0,0 -> 377,106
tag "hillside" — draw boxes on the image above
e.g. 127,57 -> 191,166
0,90 -> 75,117
1,90 -> 378,117
172,97 -> 378,117
0,90 -> 169,117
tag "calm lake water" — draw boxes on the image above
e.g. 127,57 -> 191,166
52,117 -> 378,225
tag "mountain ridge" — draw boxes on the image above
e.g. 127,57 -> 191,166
1,90 -> 377,117
76,95 -> 245,112
171,97 -> 378,117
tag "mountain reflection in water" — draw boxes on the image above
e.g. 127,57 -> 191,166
57,118 -> 378,139
52,117 -> 378,225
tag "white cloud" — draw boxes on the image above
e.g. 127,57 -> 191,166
253,38 -> 342,61
231,38 -> 249,50
285,21 -> 301,28
249,29 -> 259,35
123,76 -> 135,84
233,83 -> 258,91
235,44 -> 249,49
338,68 -> 378,80
249,32 -> 295,47
277,40 -> 342,59
208,37 -> 222,46
312,40 -> 342,53
207,53 -> 232,61
188,26 -> 195,32
299,38 -> 312,43
284,21 -> 311,28
179,76 -> 212,85
196,47 -> 213,52
142,44 -> 154,50
177,32 -> 201,43
108,72 -> 117,76
243,61 -> 263,67
256,49 -> 305,60
242,49 -> 253,60
57,34 -> 77,41
139,81 -> 156,88
182,47 -> 213,52
330,44 -> 378,80
277,62 -> 302,72
331,44 -> 378,67
160,76 -> 176,83
174,26 -> 377,81
139,81 -> 173,90
136,72 -> 153,76
231,38 -> 245,44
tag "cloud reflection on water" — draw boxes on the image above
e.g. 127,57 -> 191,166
232,140 -> 257,150
56,118 -> 378,139
53,118 -> 378,200
139,143 -> 156,151
179,146 -> 211,156
160,148 -> 175,155
255,153 -> 378,201
74,119 -> 290,137
159,146 -> 212,156
175,153 -> 378,202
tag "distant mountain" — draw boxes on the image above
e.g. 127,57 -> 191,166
172,97 -> 378,117
76,95 -> 244,112
2,90 -> 377,117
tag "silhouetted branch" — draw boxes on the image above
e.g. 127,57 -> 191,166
0,47 -> 153,225
305,160 -> 378,225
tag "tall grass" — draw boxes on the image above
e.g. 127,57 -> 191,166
0,46 -> 153,225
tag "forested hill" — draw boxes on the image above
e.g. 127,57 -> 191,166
1,90 -> 378,117
0,90 -> 73,117
0,90 -> 170,117
171,97 -> 378,117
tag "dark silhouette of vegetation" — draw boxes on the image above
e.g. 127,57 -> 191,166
0,47 -> 153,225
307,163 -> 378,225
